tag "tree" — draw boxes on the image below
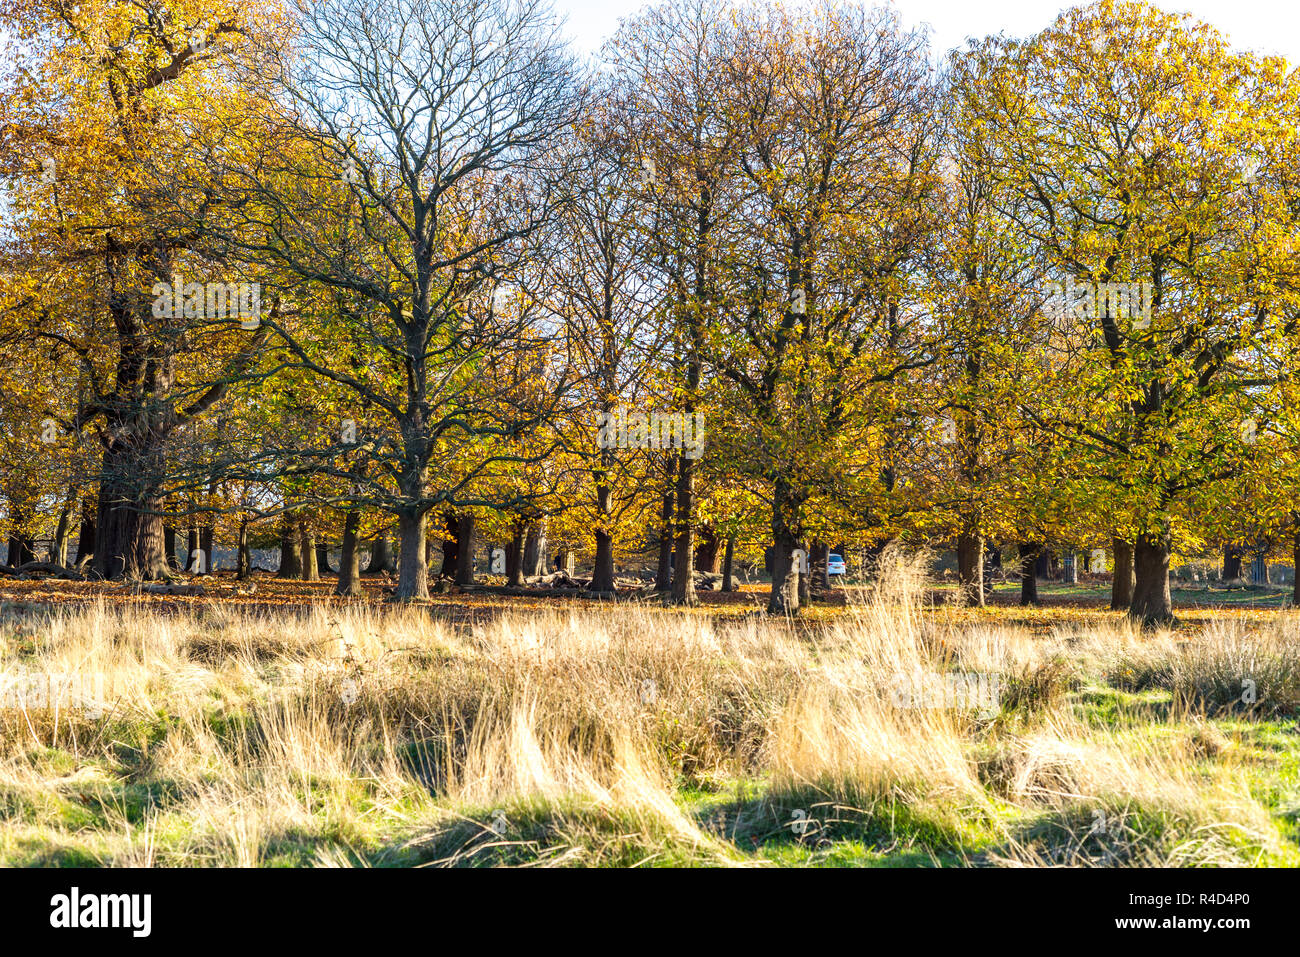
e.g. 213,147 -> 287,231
178,0 -> 581,599
610,0 -> 748,606
0,0 -> 278,579
707,2 -> 934,613
541,95 -> 663,594
965,0 -> 1298,623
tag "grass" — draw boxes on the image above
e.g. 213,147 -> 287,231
0,551 -> 1298,867
970,579 -> 1296,610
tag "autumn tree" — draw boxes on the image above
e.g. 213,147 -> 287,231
707,2 -> 935,613
0,0 -> 281,579
608,0 -> 749,606
540,93 -> 664,594
965,0 -> 1299,623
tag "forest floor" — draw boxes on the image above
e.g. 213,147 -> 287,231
0,571 -> 1289,619
1,565 -> 1297,867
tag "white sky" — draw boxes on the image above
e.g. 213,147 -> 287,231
555,0 -> 1300,63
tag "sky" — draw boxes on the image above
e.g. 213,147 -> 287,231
554,0 -> 1300,63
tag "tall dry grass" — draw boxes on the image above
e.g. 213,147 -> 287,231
0,553 -> 1295,866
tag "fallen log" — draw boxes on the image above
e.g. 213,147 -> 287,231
131,583 -> 207,597
526,571 -> 589,589
0,561 -> 85,581
694,571 -> 724,591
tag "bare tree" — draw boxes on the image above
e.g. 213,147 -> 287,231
179,0 -> 582,599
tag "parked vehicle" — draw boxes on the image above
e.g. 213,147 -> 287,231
827,554 -> 847,576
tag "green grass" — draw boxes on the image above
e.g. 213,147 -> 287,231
4,710 -> 1297,868
1036,580 -> 1290,608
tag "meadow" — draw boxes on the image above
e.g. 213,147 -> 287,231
1,554 -> 1297,868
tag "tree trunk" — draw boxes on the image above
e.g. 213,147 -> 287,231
316,542 -> 333,576
1035,548 -> 1051,579
654,481 -> 674,592
1293,530 -> 1300,605
164,524 -> 179,571
186,528 -> 201,573
695,527 -> 722,574
454,514 -> 476,588
1110,538 -> 1134,610
5,531 -> 36,568
1018,542 -> 1040,606
507,520 -> 527,587
811,541 -> 831,597
366,529 -> 396,574
199,525 -> 214,576
675,237 -> 705,602
523,519 -> 547,578
797,541 -> 812,605
983,543 -> 1001,593
588,445 -> 617,594
1223,544 -> 1244,581
94,494 -> 168,580
277,515 -> 303,578
335,510 -> 364,597
50,489 -> 74,566
590,466 -> 616,593
1130,533 -> 1174,626
591,530 -> 615,593
439,510 -> 459,577
300,522 -> 319,581
767,480 -> 804,615
722,535 -> 736,592
956,532 -> 984,606
395,511 -> 430,600
75,497 -> 96,567
670,451 -> 697,606
51,515 -> 70,566
767,533 -> 800,615
236,521 -> 252,581
92,440 -> 170,580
